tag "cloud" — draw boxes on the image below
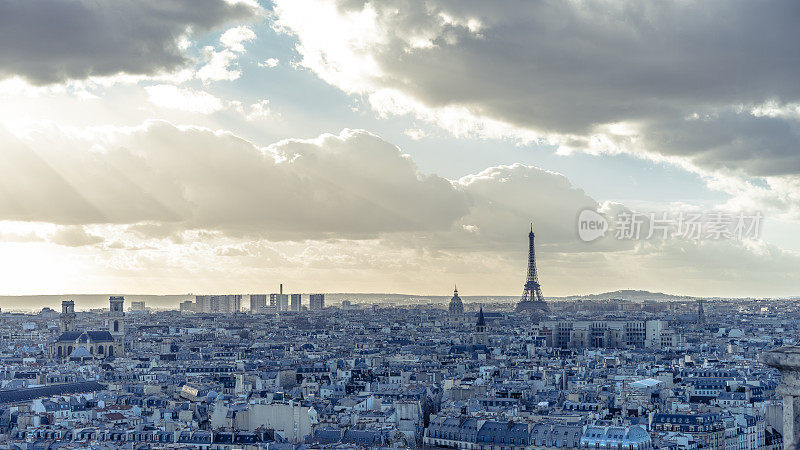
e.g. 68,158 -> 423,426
196,25 -> 258,84
50,225 -> 104,247
246,99 -> 272,120
273,0 -> 800,212
145,84 -> 226,114
0,230 -> 43,243
219,26 -> 257,53
258,58 -> 280,69
0,0 -> 262,85
404,128 -> 427,140
0,119 -> 630,251
0,120 -> 778,252
447,164 -> 602,251
0,122 -> 797,296
0,122 -> 470,238
197,47 -> 243,83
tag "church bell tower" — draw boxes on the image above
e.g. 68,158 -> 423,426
474,306 -> 488,346
109,296 -> 125,353
60,300 -> 75,332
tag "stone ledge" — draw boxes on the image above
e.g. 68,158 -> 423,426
762,346 -> 800,398
761,346 -> 800,371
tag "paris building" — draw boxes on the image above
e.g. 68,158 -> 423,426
50,296 -> 125,360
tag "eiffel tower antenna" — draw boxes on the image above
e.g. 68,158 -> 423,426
516,224 -> 548,314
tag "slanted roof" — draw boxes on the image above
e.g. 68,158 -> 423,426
56,330 -> 115,343
476,307 -> 486,327
0,381 -> 106,404
582,425 -> 651,446
104,412 -> 126,421
477,421 -> 529,442
631,378 -> 663,389
86,331 -> 114,342
56,331 -> 82,342
70,346 -> 91,358
313,428 -> 343,444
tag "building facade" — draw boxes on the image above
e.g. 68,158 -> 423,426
291,294 -> 301,311
51,297 -> 124,360
250,294 -> 267,313
530,320 -> 683,349
309,294 -> 325,310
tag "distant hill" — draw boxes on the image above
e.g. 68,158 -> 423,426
553,290 -> 696,302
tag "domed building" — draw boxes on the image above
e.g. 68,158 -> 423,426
448,285 -> 464,317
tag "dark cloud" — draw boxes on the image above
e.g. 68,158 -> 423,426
453,164 -> 601,250
638,110 -> 800,177
276,0 -> 800,178
0,0 -> 260,84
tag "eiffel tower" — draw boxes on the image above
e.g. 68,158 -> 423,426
516,224 -> 549,315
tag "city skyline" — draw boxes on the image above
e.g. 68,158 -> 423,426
1,1 -> 800,299
0,288 -> 796,448
2,2 -> 800,448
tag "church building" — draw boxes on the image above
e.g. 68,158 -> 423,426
51,296 -> 125,360
448,285 -> 464,322
474,306 -> 489,346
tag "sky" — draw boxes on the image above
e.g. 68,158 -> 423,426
0,0 -> 799,298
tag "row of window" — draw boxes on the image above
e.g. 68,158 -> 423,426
429,431 -> 527,446
55,345 -> 115,356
